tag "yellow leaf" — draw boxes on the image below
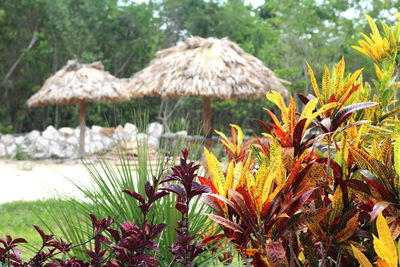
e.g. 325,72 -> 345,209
353,45 -> 374,59
250,185 -> 262,215
394,138 -> 400,178
373,235 -> 394,267
338,68 -> 363,103
287,96 -> 297,138
304,102 -> 338,130
204,147 -> 225,194
230,124 -> 244,152
261,164 -> 277,204
334,58 -> 345,98
351,244 -> 373,267
256,160 -> 268,188
300,98 -> 319,122
270,140 -> 284,185
329,187 -> 344,225
245,170 -> 256,192
224,161 -> 235,197
375,63 -> 383,80
215,129 -> 235,153
365,14 -> 382,43
377,212 -> 398,266
266,183 -> 285,203
322,65 -> 330,102
266,91 -> 289,126
371,140 -> 381,160
233,161 -> 243,189
270,139 -> 282,163
380,137 -> 392,167
237,151 -> 252,188
306,61 -> 323,107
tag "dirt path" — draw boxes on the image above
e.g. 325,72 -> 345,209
0,160 -> 97,204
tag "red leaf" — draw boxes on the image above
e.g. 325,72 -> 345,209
201,234 -> 225,245
293,118 -> 308,153
343,180 -> 371,195
207,214 -> 244,233
265,242 -> 288,266
159,184 -> 185,198
235,187 -> 257,219
198,176 -> 218,194
332,102 -> 378,129
122,190 -> 145,203
253,252 -> 269,267
269,123 -> 292,147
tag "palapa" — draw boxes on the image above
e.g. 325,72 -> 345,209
126,36 -> 289,136
27,60 -> 129,155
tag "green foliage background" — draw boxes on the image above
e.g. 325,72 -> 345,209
0,0 -> 397,134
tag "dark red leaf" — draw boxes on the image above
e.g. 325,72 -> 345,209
332,102 -> 378,129
106,228 -> 120,243
293,118 -> 308,153
135,253 -> 160,265
149,223 -> 168,239
122,190 -> 145,204
145,181 -> 155,200
159,184 -> 186,198
343,180 -> 371,195
253,252 -> 269,267
11,238 -> 27,245
255,119 -> 273,134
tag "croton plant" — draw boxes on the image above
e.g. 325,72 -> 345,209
2,11 -> 400,267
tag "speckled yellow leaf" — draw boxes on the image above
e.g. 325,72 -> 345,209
351,244 -> 373,267
204,147 -> 224,194
376,212 -> 398,266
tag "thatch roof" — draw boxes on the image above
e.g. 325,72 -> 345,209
127,36 -> 289,99
27,60 -> 130,107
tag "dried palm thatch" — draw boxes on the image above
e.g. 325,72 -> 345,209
27,60 -> 130,107
27,60 -> 129,155
127,36 -> 289,135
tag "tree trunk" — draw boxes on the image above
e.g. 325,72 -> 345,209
1,33 -> 38,93
203,96 -> 212,137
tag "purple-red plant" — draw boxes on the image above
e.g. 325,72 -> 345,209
159,149 -> 210,267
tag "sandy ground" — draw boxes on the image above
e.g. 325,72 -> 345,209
0,159 -> 98,204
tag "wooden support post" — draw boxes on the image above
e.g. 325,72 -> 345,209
203,96 -> 212,137
79,101 -> 86,156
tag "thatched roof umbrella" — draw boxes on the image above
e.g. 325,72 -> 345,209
27,60 -> 130,155
126,36 -> 289,136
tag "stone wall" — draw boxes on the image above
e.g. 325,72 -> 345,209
0,122 -> 167,159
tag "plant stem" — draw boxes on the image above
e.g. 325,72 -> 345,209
325,135 -> 332,182
289,231 -> 295,267
321,238 -> 332,267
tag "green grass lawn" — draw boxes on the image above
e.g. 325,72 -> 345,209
0,200 -> 65,260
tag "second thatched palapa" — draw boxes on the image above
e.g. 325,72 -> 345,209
27,60 -> 129,155
127,36 -> 289,136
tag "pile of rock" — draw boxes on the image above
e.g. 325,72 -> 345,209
0,122 -> 165,159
